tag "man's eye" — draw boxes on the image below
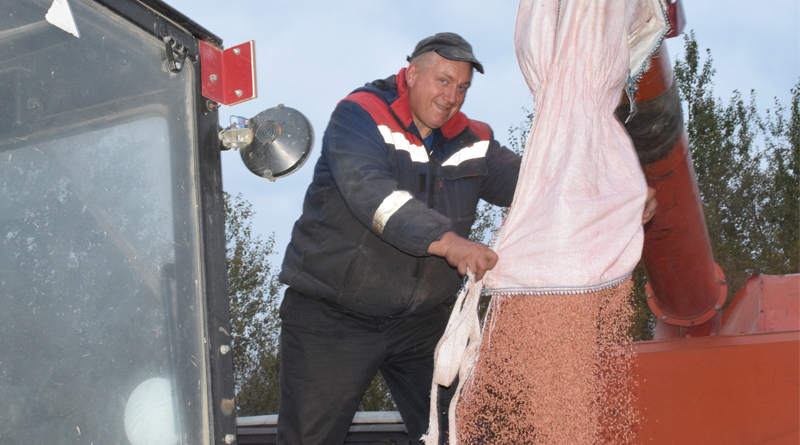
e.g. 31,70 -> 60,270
439,79 -> 446,84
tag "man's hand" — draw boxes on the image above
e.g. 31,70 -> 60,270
428,232 -> 498,280
642,186 -> 657,224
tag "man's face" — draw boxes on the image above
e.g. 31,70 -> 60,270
406,53 -> 473,138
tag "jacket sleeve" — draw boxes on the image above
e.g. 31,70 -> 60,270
323,100 -> 453,256
480,139 -> 522,207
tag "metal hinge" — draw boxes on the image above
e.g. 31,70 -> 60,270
162,34 -> 187,73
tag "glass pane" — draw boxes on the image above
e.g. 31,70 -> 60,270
0,1 -> 209,444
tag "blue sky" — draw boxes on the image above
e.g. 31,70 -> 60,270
163,0 -> 799,263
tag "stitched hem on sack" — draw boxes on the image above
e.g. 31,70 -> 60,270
483,271 -> 633,296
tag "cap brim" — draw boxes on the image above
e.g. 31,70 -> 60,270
435,48 -> 484,74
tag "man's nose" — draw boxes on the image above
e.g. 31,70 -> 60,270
442,85 -> 458,104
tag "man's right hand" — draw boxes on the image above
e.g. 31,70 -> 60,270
642,186 -> 657,224
427,231 -> 498,281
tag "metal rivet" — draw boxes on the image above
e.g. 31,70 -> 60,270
233,48 -> 240,55
714,305 -> 720,311
645,293 -> 652,298
235,90 -> 243,97
720,279 -> 727,284
661,315 -> 667,320
210,74 -> 217,82
220,345 -> 230,354
225,434 -> 235,444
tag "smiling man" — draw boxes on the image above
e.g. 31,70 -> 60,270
277,33 -> 521,445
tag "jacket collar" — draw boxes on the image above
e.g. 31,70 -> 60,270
391,68 -> 470,140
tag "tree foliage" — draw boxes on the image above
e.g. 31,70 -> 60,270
224,192 -> 396,414
359,375 -> 397,411
225,192 -> 283,416
760,84 -> 800,274
469,108 -> 532,245
674,31 -> 799,301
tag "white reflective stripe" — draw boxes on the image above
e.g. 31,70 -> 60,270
442,141 -> 490,167
372,191 -> 414,235
376,125 -> 428,163
393,135 -> 429,163
377,125 -> 394,144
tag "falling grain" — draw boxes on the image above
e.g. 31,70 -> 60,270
456,279 -> 638,444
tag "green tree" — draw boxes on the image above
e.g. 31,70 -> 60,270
674,31 -> 768,299
359,375 -> 397,411
675,31 -> 799,301
225,192 -> 283,416
469,108 -> 532,245
760,85 -> 800,273
224,192 -> 397,414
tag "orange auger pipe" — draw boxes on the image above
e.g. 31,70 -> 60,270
617,45 -> 727,339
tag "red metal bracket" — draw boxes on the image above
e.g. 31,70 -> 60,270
665,0 -> 686,39
199,40 -> 257,106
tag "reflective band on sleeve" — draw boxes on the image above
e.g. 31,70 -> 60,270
372,190 -> 414,235
377,125 -> 394,144
442,141 -> 490,167
376,125 -> 428,163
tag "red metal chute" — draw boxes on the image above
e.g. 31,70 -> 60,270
620,44 -> 727,338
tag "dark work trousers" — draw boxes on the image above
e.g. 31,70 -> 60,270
277,287 -> 455,445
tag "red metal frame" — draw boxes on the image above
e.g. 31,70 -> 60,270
633,330 -> 800,444
721,274 -> 800,334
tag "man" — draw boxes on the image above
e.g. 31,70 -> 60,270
277,32 -> 521,444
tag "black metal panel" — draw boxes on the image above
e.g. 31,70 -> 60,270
191,53 -> 238,444
93,0 -> 223,60
135,0 -> 222,44
236,414 -> 413,445
236,425 -> 413,445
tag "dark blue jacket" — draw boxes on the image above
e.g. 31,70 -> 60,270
279,68 -> 520,317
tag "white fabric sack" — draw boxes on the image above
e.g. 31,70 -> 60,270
424,1 -> 667,443
484,0 -> 667,296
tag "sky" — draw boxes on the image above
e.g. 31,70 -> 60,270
163,0 -> 799,264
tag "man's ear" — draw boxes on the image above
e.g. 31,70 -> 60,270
406,63 -> 418,88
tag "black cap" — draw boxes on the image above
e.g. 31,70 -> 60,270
407,32 -> 484,74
